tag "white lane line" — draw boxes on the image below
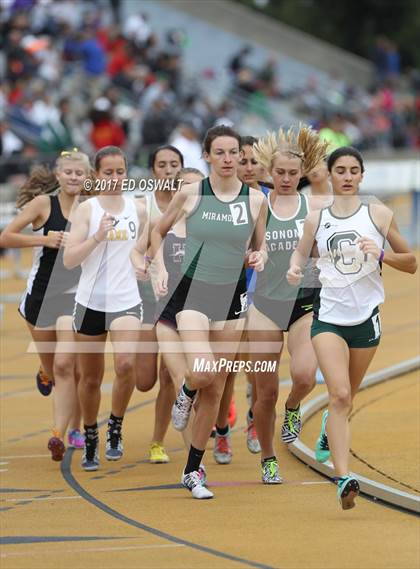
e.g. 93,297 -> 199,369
301,481 -> 331,485
0,469 -> 8,473
1,543 -> 185,558
0,462 -> 9,465
0,454 -> 50,459
2,496 -> 81,503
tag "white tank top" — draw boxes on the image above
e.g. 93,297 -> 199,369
75,196 -> 141,312
146,191 -> 171,223
315,203 -> 385,325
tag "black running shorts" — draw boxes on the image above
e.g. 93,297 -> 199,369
169,274 -> 248,322
73,303 -> 143,336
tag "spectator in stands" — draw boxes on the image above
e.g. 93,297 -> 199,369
319,114 -> 351,150
385,40 -> 401,80
62,24 -> 81,62
0,121 -> 24,156
89,99 -> 126,150
5,29 -> 37,82
97,23 -> 126,56
229,45 -> 252,78
141,97 -> 176,149
29,91 -> 60,126
141,76 -> 175,114
371,36 -> 389,86
107,41 -> 136,80
170,119 -> 208,173
235,67 -> 258,96
256,57 -> 279,97
38,97 -> 75,153
123,11 -> 153,49
78,28 -> 106,76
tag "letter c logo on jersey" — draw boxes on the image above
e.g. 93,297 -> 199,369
327,231 -> 365,275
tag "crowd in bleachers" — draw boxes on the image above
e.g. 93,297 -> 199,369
1,0 -> 419,187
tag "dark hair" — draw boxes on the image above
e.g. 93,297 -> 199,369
297,176 -> 310,191
327,146 -> 364,173
94,146 -> 127,171
148,145 -> 184,170
241,135 -> 258,147
203,125 -> 241,154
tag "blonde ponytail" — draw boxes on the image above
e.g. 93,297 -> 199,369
253,125 -> 329,175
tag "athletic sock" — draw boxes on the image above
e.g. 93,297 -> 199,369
262,455 -> 276,464
216,424 -> 229,436
108,414 -> 123,430
84,423 -> 98,440
185,445 -> 205,475
286,404 -> 300,411
183,382 -> 197,399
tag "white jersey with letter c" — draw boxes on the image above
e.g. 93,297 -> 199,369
314,204 -> 385,325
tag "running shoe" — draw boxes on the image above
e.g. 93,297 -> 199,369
337,475 -> 360,510
213,430 -> 232,464
245,413 -> 261,454
47,435 -> 65,462
228,397 -> 237,429
67,429 -> 85,449
105,426 -> 123,461
281,405 -> 302,443
82,435 -> 99,471
315,409 -> 330,463
261,458 -> 282,484
171,383 -> 195,431
198,463 -> 207,485
36,367 -> 53,396
149,442 -> 170,463
181,470 -> 214,499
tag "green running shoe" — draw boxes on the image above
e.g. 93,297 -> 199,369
261,458 -> 282,484
315,409 -> 330,463
337,475 -> 360,510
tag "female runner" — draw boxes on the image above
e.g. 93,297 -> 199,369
132,145 -> 184,463
247,126 -> 328,483
151,125 -> 267,498
64,146 -> 145,471
0,149 -> 91,460
288,146 -> 417,509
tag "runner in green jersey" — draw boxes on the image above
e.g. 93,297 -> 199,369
248,126 -> 329,484
150,125 -> 268,499
215,136 -> 271,463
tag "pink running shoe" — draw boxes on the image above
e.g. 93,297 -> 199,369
68,429 -> 85,449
